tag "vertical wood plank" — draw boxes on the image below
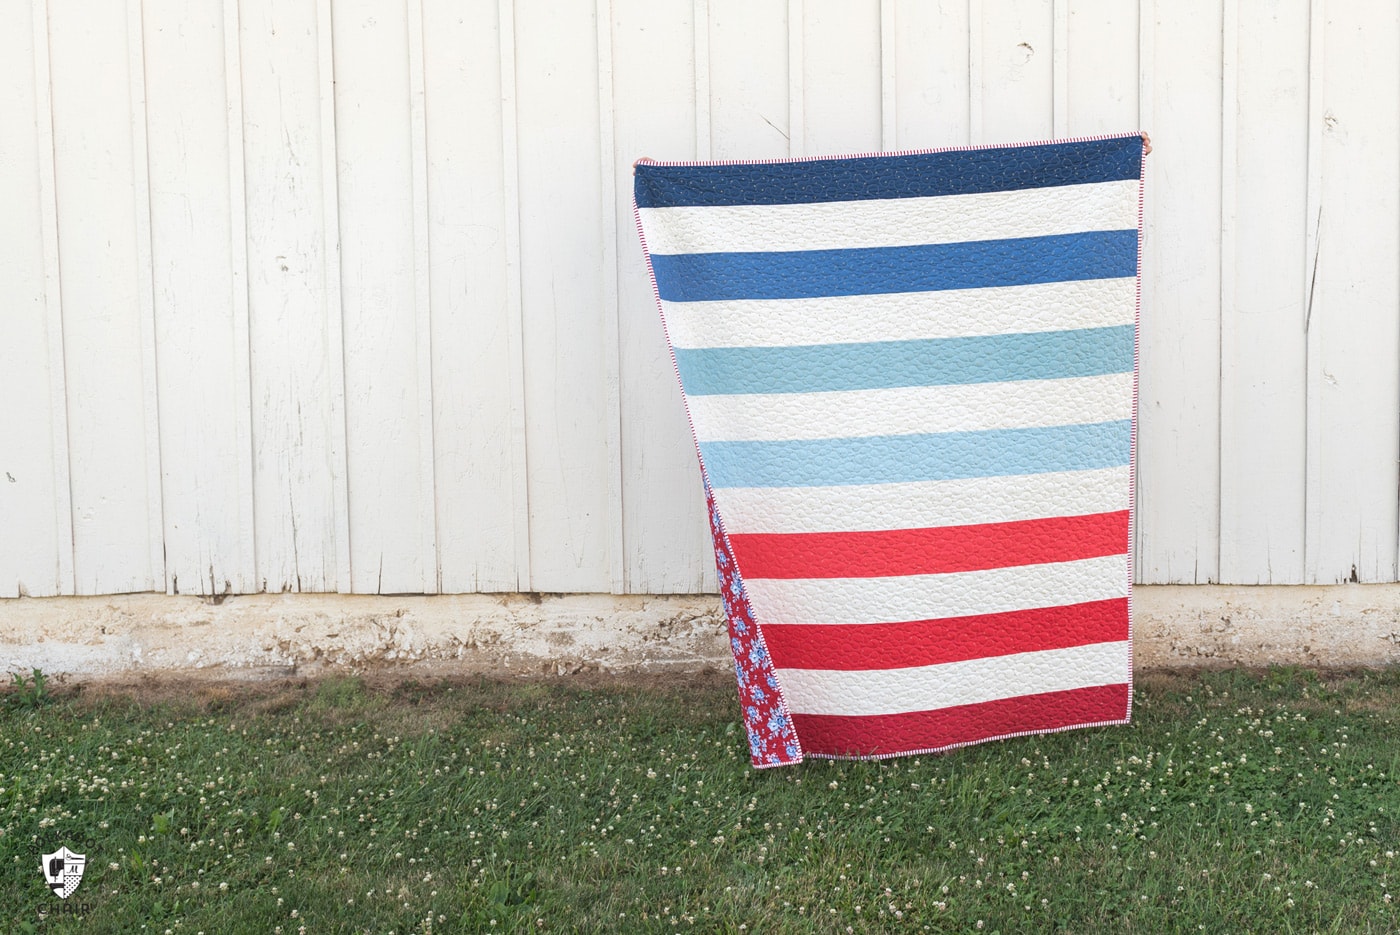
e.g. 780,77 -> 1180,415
318,0 -> 353,593
1135,0 -> 1224,583
613,0 -> 714,593
241,0 -> 344,592
1218,0 -> 1309,584
1136,0 -> 1154,583
333,0 -> 430,594
224,0 -> 257,592
1302,0 -> 1325,582
969,0 -> 984,144
514,0 -> 612,591
596,0 -> 626,594
0,0 -> 68,597
421,0 -> 521,592
498,0 -> 532,589
407,0 -> 439,593
892,0 -> 970,149
1065,0 -> 1139,134
127,0 -> 167,591
143,0 -> 256,596
47,0 -> 161,594
977,0 -> 1054,144
802,0 -> 882,156
879,0 -> 896,149
788,0 -> 805,156
694,0 -> 711,158
1052,0 -> 1067,136
1217,0 -> 1240,582
34,0 -> 75,596
1138,0 -> 1154,136
1135,0 -> 1152,589
709,0 -> 789,158
1305,0 -> 1400,583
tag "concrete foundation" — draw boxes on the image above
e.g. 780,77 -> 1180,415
1,585 -> 1398,682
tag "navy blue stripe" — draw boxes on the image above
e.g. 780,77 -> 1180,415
634,136 -> 1142,208
649,230 -> 1137,302
674,325 -> 1134,396
701,421 -> 1131,489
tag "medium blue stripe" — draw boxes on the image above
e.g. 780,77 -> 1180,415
675,325 -> 1134,396
650,230 -> 1137,302
634,136 -> 1142,207
700,421 -> 1132,489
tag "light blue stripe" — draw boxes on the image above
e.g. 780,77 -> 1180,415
700,420 -> 1131,489
675,324 -> 1134,396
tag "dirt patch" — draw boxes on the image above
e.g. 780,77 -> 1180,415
29,664 -> 734,716
34,664 -> 1396,706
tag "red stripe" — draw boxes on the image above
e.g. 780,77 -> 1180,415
761,598 -> 1128,671
792,683 -> 1130,757
727,510 -> 1129,579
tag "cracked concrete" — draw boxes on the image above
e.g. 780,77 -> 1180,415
0,593 -> 731,681
1132,584 -> 1400,667
1,585 -> 1398,683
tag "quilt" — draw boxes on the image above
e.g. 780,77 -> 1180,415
633,134 -> 1144,767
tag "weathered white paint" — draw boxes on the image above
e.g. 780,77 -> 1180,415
891,0 -> 970,149
3,2 -> 1400,598
597,0 -> 626,596
496,0 -> 533,591
801,0 -> 882,156
613,0 -> 715,594
4,586 -> 1400,681
708,0 -> 788,160
44,0 -> 164,595
144,0 -> 256,598
0,0 -> 69,599
1136,0 -> 1223,585
423,0 -> 521,593
1065,0 -> 1138,136
514,0 -> 613,593
240,0 -> 344,593
333,0 -> 436,595
1219,0 -> 1308,584
979,0 -> 1054,145
1305,1 -> 1400,585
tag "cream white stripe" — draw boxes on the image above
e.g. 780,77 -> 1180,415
714,467 -> 1130,534
640,180 -> 1139,254
663,278 -> 1135,349
689,373 -> 1132,443
744,554 -> 1129,624
777,640 -> 1131,717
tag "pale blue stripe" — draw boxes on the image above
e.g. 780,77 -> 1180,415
675,324 -> 1134,396
700,420 -> 1131,489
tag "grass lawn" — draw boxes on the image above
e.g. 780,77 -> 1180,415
2,665 -> 1398,934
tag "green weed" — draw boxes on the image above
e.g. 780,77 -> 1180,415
5,668 -> 50,710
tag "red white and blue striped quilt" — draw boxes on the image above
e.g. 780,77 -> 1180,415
633,135 -> 1144,767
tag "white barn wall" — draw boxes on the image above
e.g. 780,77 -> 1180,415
3,0 -> 1399,599
0,0 -> 72,599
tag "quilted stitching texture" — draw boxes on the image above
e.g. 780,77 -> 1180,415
634,136 -> 1144,765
